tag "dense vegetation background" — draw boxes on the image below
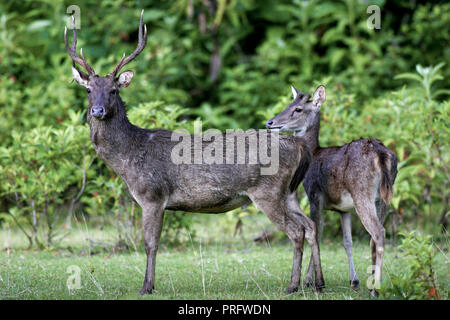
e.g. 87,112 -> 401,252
0,0 -> 448,249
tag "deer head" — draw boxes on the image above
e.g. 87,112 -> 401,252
65,10 -> 147,120
266,85 -> 326,136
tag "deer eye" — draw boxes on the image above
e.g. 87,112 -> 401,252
295,108 -> 303,113
110,89 -> 117,95
86,88 -> 91,94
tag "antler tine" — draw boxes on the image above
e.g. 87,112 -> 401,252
113,53 -> 127,73
64,15 -> 95,75
110,10 -> 148,76
79,47 -> 95,74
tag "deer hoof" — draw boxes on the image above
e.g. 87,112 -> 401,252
315,281 -> 325,292
303,278 -> 314,288
286,286 -> 298,294
140,283 -> 154,295
350,280 -> 360,290
370,289 -> 379,298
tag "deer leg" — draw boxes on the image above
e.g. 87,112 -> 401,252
352,196 -> 385,298
292,209 -> 325,291
304,199 -> 323,287
286,225 -> 305,294
371,199 -> 387,269
370,237 -> 376,273
140,201 -> 165,295
375,199 -> 388,224
250,195 -> 307,294
340,212 -> 359,289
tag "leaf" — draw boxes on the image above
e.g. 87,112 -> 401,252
394,73 -> 422,83
27,20 -> 51,31
432,89 -> 450,98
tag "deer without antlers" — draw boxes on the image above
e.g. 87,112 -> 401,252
266,85 -> 397,297
65,11 -> 324,295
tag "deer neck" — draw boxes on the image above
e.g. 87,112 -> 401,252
294,112 -> 320,152
88,99 -> 140,174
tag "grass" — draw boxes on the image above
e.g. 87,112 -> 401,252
0,215 -> 448,300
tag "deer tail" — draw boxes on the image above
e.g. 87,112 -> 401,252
375,142 -> 398,205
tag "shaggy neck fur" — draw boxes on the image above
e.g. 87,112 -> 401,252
88,96 -> 141,174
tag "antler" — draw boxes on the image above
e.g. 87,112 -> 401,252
64,15 -> 95,75
110,10 -> 147,76
109,10 -> 147,77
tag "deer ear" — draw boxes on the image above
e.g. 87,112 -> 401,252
312,85 -> 326,109
290,85 -> 299,100
72,66 -> 89,87
117,70 -> 134,88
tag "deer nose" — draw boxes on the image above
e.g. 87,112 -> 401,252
266,120 -> 273,128
91,106 -> 105,118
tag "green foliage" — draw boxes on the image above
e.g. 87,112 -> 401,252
0,112 -> 94,247
1,1 -> 449,131
380,231 -> 441,300
128,101 -> 193,131
395,63 -> 450,101
161,212 -> 196,246
0,0 -> 448,245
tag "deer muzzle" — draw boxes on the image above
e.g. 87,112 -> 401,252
265,119 -> 282,130
91,106 -> 105,119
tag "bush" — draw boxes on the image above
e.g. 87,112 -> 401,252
380,231 -> 441,299
0,111 -> 93,247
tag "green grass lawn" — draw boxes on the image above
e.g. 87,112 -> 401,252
0,235 -> 448,300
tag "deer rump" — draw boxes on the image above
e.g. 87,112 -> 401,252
303,138 -> 397,209
121,129 -> 310,213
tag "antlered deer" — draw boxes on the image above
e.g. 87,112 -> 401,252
65,11 -> 324,295
266,85 -> 397,297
